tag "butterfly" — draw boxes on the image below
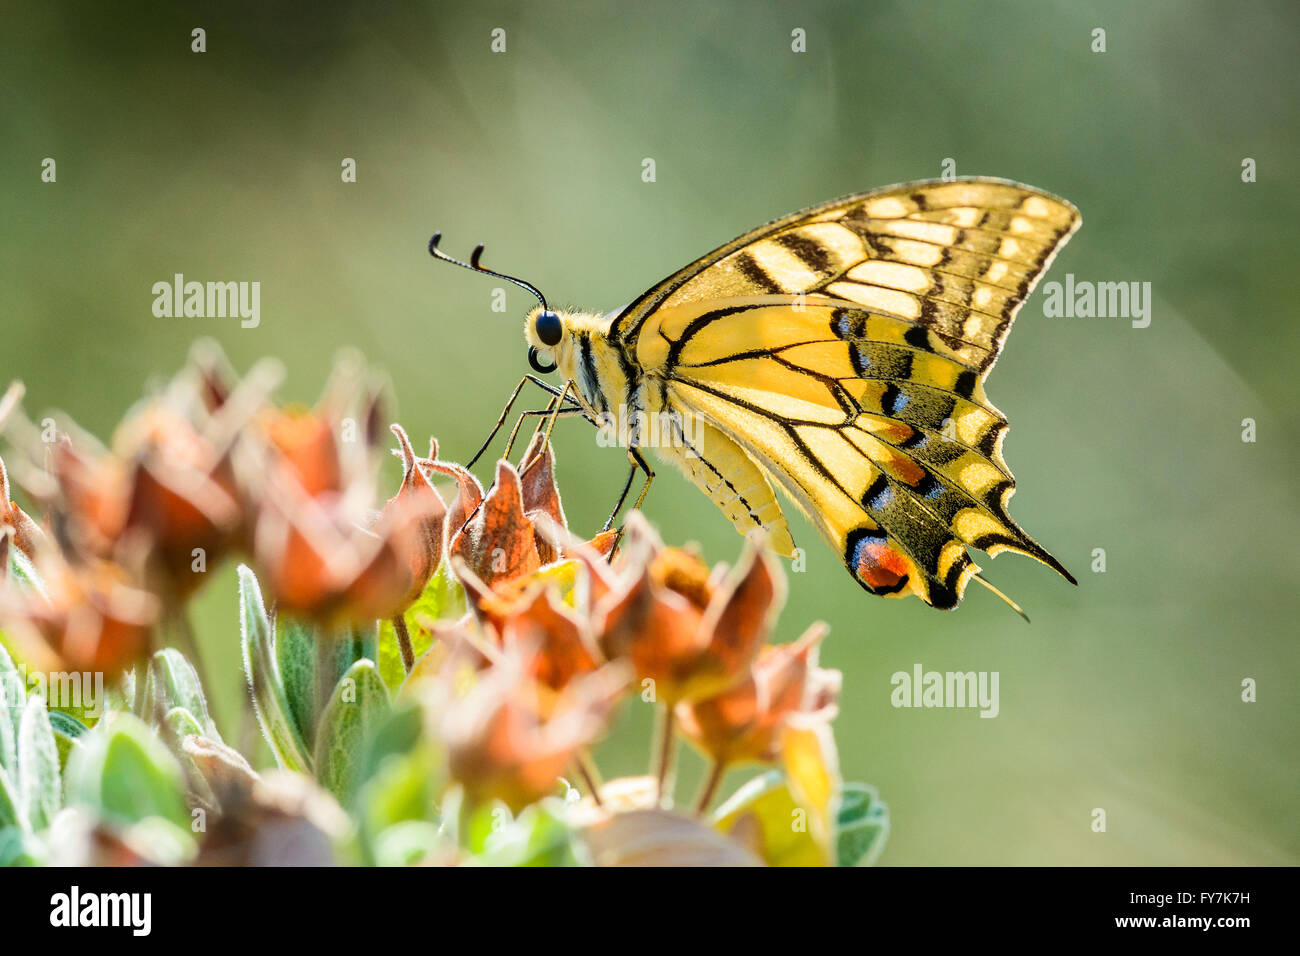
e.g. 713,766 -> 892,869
430,177 -> 1080,613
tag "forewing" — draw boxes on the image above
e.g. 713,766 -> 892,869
612,178 -> 1080,375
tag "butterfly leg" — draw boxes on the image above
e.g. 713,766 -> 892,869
608,447 -> 656,553
455,403 -> 586,536
467,374 -> 580,469
602,460 -> 638,533
511,380 -> 574,468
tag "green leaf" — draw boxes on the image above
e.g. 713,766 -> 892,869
163,706 -> 206,748
66,714 -> 188,829
0,641 -> 21,771
149,649 -> 220,742
0,825 -> 40,866
6,544 -> 48,599
17,695 -> 60,830
836,782 -> 890,867
371,820 -> 443,867
357,748 -> 440,863
332,623 -> 378,684
0,767 -> 20,829
275,614 -> 317,749
358,700 -> 424,781
460,799 -> 507,856
353,702 -> 442,863
479,801 -> 585,867
159,707 -> 218,814
47,709 -> 87,740
312,659 -> 391,805
48,710 -> 88,769
238,564 -> 310,772
377,562 -> 464,693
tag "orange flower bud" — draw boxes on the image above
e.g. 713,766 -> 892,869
594,513 -> 783,704
676,623 -> 841,766
260,407 -> 342,498
428,641 -> 626,813
252,425 -> 447,625
0,553 -> 158,675
381,425 -> 446,611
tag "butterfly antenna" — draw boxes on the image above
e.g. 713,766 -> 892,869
428,232 -> 548,311
972,573 -> 1030,623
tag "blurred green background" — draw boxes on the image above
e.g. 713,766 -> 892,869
3,0 -> 1298,864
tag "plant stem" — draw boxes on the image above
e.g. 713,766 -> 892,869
694,759 -> 727,817
574,750 -> 604,807
653,703 -> 677,807
392,614 -> 415,674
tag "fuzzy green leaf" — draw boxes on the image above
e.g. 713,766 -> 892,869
313,659 -> 390,805
326,623 -> 378,700
0,825 -> 40,866
836,782 -> 890,867
17,695 -> 60,830
275,614 -> 317,748
66,714 -> 188,829
238,564 -> 310,772
49,710 -> 88,769
149,648 -> 220,741
6,544 -> 48,599
0,642 -> 20,771
0,766 -> 20,829
479,801 -> 584,867
371,820 -> 443,867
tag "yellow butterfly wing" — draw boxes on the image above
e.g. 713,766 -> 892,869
651,412 -> 797,558
615,178 -> 1079,608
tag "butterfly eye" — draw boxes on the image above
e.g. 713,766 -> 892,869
535,310 -> 563,346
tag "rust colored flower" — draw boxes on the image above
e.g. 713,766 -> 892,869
593,512 -> 783,705
251,423 -> 447,626
443,459 -> 542,588
455,561 -> 603,692
50,418 -> 240,601
259,406 -> 343,499
427,435 -> 612,596
110,404 -> 244,591
0,552 -> 158,675
382,425 -> 446,610
427,642 -> 627,813
3,352 -> 260,602
676,622 -> 841,766
250,350 -> 386,500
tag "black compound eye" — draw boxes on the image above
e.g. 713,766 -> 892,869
535,310 -> 563,346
